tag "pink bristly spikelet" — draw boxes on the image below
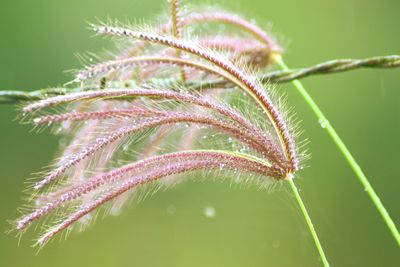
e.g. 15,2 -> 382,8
13,1 -> 302,247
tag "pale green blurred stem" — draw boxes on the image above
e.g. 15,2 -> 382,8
288,179 -> 330,267
276,56 -> 400,247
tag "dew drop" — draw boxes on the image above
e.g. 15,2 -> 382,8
318,118 -> 328,129
203,206 -> 216,218
62,121 -> 71,130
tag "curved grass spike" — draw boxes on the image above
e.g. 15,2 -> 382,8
120,10 -> 281,69
33,110 -> 284,190
74,56 -> 244,83
33,109 -> 277,160
18,150 -> 275,231
179,11 -> 281,51
35,155 -> 275,246
93,25 -> 298,175
23,88 -> 283,164
274,55 -> 400,246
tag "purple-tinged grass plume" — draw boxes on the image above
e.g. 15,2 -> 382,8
13,1 -> 305,248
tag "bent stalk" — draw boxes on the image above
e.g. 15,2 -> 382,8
288,179 -> 330,267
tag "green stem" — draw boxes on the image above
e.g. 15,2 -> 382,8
263,55 -> 400,83
288,179 -> 330,267
276,56 -> 400,247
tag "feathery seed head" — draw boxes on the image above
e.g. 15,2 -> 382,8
13,1 -> 302,247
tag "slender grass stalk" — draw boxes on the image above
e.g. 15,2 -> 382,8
288,179 -> 330,267
275,55 -> 400,246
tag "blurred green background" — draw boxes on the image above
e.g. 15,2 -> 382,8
0,0 -> 399,266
